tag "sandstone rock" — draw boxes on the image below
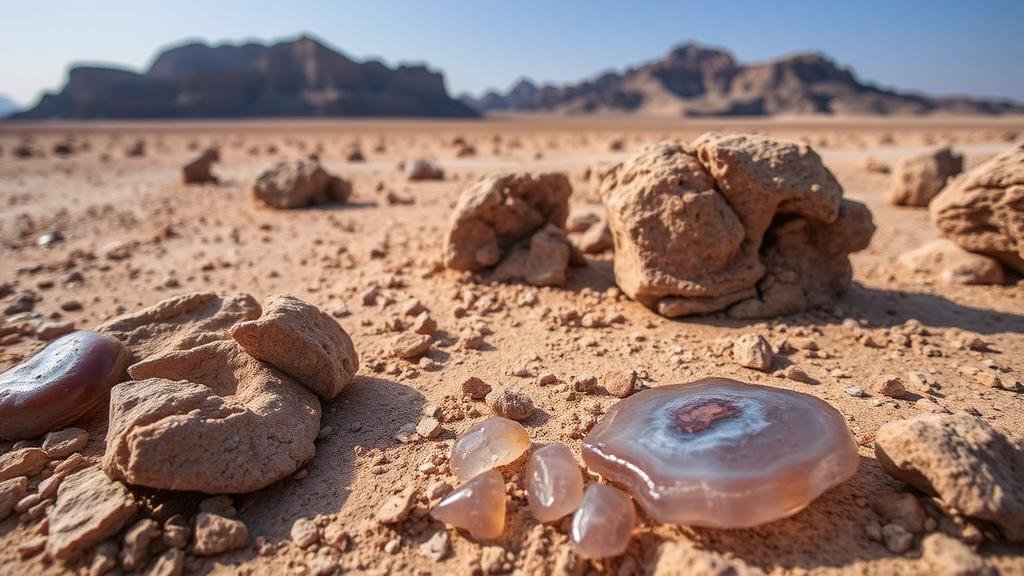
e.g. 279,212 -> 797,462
98,292 -> 261,364
921,533 -> 992,576
0,447 -> 49,482
253,159 -> 352,209
105,341 -> 320,493
603,369 -> 637,398
578,219 -> 613,254
461,376 -> 491,400
442,173 -> 572,277
230,294 -> 358,400
405,159 -> 444,181
0,476 -> 28,521
46,467 -> 137,561
898,239 -> 1005,285
182,148 -> 219,184
874,413 -> 1024,541
492,223 -> 574,287
192,512 -> 248,556
390,333 -> 432,359
376,487 -> 417,524
42,428 -> 89,458
121,518 -> 161,571
873,374 -> 907,398
888,147 -> 963,207
599,134 -> 873,318
931,144 -> 1024,273
732,334 -> 772,371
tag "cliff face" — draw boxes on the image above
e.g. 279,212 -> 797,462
16,35 -> 478,119
468,43 -> 1023,117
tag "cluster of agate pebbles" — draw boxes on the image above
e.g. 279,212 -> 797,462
434,378 -> 859,558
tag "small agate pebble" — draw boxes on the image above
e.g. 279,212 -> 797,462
571,484 -> 635,559
450,416 -> 531,482
525,443 -> 584,522
582,377 -> 859,528
0,331 -> 127,440
430,469 -> 506,539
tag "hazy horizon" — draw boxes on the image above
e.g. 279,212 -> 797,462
2,0 -> 1022,109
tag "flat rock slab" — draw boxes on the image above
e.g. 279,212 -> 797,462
47,467 -> 137,561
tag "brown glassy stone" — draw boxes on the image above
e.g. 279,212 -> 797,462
430,470 -> 506,540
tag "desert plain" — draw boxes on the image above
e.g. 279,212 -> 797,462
0,115 -> 1022,575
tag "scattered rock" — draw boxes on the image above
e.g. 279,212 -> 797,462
732,334 -> 773,371
898,239 -> 1005,285
873,374 -> 907,398
873,492 -> 926,533
0,476 -> 28,521
418,530 -> 450,562
888,147 -> 963,207
921,533 -> 992,576
416,416 -> 443,439
603,369 -> 637,398
147,548 -> 185,576
882,522 -> 914,553
46,467 -> 138,561
182,148 -> 220,184
42,428 -> 89,458
0,448 -> 49,482
461,376 -> 492,400
874,413 -> 1024,541
931,144 -> 1024,273
390,333 -> 432,359
405,159 -> 444,181
290,518 -> 319,548
599,134 -> 873,318
485,388 -> 535,421
192,512 -> 249,556
230,294 -> 359,400
253,159 -> 352,209
376,487 -> 417,524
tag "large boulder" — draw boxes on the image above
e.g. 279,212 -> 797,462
888,147 -> 963,207
930,144 -> 1024,273
875,413 -> 1024,542
253,159 -> 352,209
599,134 -> 873,318
442,173 -> 575,286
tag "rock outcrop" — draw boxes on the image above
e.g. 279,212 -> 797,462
930,144 -> 1024,273
599,133 -> 873,318
888,147 -> 963,207
253,160 -> 352,209
443,173 -> 577,286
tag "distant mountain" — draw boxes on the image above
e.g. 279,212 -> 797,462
466,43 -> 1024,116
0,94 -> 19,118
14,35 -> 477,120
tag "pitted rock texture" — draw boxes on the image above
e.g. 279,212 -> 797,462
888,147 -> 963,207
230,294 -> 358,400
104,340 -> 320,493
442,173 -> 574,286
98,292 -> 261,364
253,159 -> 353,209
875,413 -> 1024,541
599,133 -> 874,318
930,144 -> 1024,273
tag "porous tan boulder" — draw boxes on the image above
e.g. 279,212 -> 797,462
98,292 -> 261,364
182,147 -> 220,184
46,467 -> 137,561
874,413 -> 1024,541
442,173 -> 573,285
888,147 -> 963,207
230,294 -> 358,400
599,134 -> 873,318
930,144 -> 1024,273
898,239 -> 1005,285
104,340 -> 320,493
253,159 -> 352,209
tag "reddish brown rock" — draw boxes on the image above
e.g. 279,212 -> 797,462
599,134 -> 873,318
182,147 -> 220,184
98,292 -> 260,365
230,294 -> 358,400
875,413 -> 1024,541
888,147 -> 963,207
253,159 -> 352,209
104,340 -> 320,493
0,448 -> 49,482
931,144 -> 1024,273
42,428 -> 89,458
46,467 -> 137,561
0,330 -> 127,440
0,476 -> 28,521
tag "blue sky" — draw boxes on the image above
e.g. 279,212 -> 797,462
1,0 -> 1022,107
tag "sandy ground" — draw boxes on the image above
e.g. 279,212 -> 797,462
1,116 -> 1022,575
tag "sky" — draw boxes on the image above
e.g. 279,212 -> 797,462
1,0 -> 1022,108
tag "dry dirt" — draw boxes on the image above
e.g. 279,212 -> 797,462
1,116 -> 1022,575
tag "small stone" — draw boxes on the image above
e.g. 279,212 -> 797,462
781,365 -> 817,385
873,374 -> 907,398
873,492 -> 927,533
526,443 -> 584,523
192,512 -> 249,556
907,371 -> 936,394
0,476 -> 28,521
485,388 -> 535,421
147,548 -> 185,576
391,333 -> 432,359
882,522 -> 914,553
400,298 -> 425,316
571,484 -> 635,559
384,538 -> 401,554
322,523 -> 350,550
121,518 -> 161,571
0,448 -> 49,482
290,518 -> 319,548
376,487 -> 417,524
89,542 -> 118,575
461,376 -> 492,400
537,372 -> 558,386
571,373 -> 598,394
417,416 -> 443,439
36,321 -> 75,340
430,470 -> 506,540
921,533 -> 991,576
17,536 -> 47,559
163,515 -> 191,549
199,495 -> 237,518
479,545 -> 506,573
418,530 -> 450,562
412,312 -> 437,335
47,467 -> 138,560
603,370 -> 637,398
42,428 -> 89,458
732,334 -> 773,371
844,385 -> 866,398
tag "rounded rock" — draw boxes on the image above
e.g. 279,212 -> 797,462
525,443 -> 584,523
571,484 -> 635,559
450,416 -> 531,482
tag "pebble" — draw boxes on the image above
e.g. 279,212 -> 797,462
42,428 -> 89,458
485,388 -> 535,421
290,518 -> 319,548
873,374 -> 907,398
732,334 -> 773,371
418,530 -> 451,562
461,376 -> 492,400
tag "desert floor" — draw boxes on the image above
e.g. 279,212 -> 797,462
1,116 -> 1022,575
